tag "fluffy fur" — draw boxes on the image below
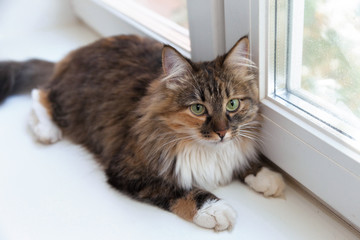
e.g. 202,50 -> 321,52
175,138 -> 258,190
0,35 -> 285,231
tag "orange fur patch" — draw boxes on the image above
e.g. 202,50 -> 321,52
170,193 -> 197,221
164,110 -> 205,134
176,111 -> 205,126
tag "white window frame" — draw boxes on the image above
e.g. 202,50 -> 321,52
72,0 -> 360,230
224,0 -> 360,230
274,0 -> 360,146
72,0 -> 226,61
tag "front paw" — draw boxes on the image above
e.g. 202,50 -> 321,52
244,167 -> 285,197
193,200 -> 236,231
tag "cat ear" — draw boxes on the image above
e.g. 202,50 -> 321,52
224,36 -> 254,71
162,45 -> 192,89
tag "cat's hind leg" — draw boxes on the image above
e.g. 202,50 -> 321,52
29,89 -> 62,144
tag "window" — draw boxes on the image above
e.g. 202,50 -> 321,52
72,0 -> 225,60
99,0 -> 190,53
262,0 -> 360,230
73,0 -> 360,230
129,0 -> 188,29
271,0 -> 360,148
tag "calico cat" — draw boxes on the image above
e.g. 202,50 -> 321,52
0,35 -> 285,231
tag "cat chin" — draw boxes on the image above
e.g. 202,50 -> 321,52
197,137 -> 234,145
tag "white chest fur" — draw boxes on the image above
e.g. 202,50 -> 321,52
175,140 -> 257,190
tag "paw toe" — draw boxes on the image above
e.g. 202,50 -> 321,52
245,167 -> 286,198
193,200 -> 236,231
32,122 -> 62,144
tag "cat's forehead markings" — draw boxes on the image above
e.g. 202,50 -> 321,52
225,86 -> 230,98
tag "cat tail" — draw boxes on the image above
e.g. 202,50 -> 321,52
0,59 -> 54,103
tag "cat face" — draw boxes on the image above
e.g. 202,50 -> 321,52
159,37 -> 260,145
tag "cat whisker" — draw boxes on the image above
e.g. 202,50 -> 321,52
238,128 -> 261,136
239,130 -> 261,135
239,128 -> 261,133
158,136 -> 194,150
238,120 -> 261,127
239,123 -> 261,128
235,133 -> 261,143
238,124 -> 261,131
236,131 -> 259,138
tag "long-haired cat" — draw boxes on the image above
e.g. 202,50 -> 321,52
0,35 -> 285,231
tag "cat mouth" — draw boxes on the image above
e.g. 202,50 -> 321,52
219,137 -> 231,143
203,137 -> 231,144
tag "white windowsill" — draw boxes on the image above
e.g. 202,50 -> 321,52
0,22 -> 359,240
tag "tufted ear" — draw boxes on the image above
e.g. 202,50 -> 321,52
162,45 -> 192,89
224,36 -> 254,71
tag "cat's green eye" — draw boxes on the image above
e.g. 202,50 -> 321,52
190,104 -> 206,116
226,99 -> 240,112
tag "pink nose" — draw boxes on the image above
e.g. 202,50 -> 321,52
215,130 -> 227,139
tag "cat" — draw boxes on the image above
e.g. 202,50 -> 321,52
0,35 -> 285,231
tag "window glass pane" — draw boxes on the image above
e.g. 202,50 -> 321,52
270,0 -> 360,144
100,0 -> 190,53
269,0 -> 289,93
131,0 -> 188,29
301,0 -> 360,120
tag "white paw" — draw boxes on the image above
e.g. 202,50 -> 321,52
193,200 -> 236,231
29,110 -> 62,144
29,89 -> 62,144
244,167 -> 285,197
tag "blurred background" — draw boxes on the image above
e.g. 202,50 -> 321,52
0,0 -> 98,61
0,0 -> 189,61
302,0 -> 360,120
129,0 -> 188,28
